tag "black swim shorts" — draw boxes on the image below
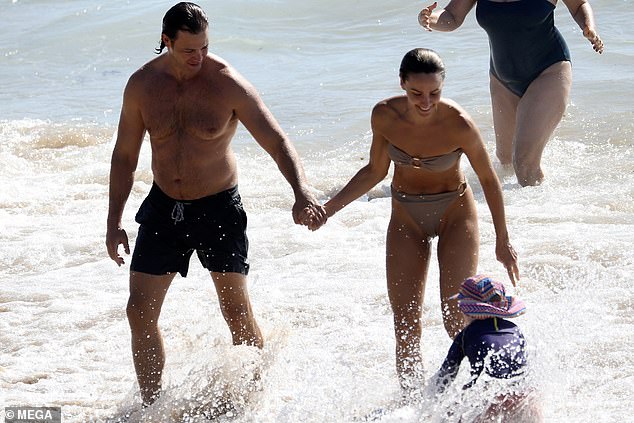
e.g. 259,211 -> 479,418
130,183 -> 249,277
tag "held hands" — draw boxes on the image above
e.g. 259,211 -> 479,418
106,227 -> 130,266
418,1 -> 438,31
495,238 -> 520,286
292,192 -> 328,231
583,26 -> 604,54
298,204 -> 328,231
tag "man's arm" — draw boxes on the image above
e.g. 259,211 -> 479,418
230,71 -> 325,226
106,78 -> 146,265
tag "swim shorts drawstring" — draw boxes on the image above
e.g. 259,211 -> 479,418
171,202 -> 185,224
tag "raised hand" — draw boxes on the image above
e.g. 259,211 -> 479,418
418,2 -> 438,31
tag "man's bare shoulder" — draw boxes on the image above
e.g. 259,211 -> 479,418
205,54 -> 252,91
202,54 -> 261,107
125,56 -> 166,92
126,54 -> 232,83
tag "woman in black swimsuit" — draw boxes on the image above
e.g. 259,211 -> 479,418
418,0 -> 604,186
309,49 -> 519,391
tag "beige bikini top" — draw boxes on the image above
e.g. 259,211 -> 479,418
388,143 -> 463,172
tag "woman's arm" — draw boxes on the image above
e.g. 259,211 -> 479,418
418,0 -> 477,32
461,117 -> 520,284
562,0 -> 604,53
324,103 -> 393,217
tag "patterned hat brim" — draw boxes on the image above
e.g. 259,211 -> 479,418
457,297 -> 526,319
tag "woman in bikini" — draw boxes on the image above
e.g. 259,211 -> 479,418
311,48 -> 519,390
418,0 -> 604,186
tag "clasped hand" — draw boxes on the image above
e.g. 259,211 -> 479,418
298,204 -> 328,231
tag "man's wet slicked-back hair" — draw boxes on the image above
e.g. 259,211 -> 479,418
399,48 -> 446,81
155,2 -> 209,54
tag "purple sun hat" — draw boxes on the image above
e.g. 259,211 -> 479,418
450,274 -> 526,319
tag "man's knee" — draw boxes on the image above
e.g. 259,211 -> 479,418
126,299 -> 142,328
126,296 -> 157,331
220,300 -> 253,323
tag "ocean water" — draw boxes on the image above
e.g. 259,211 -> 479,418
0,0 -> 632,422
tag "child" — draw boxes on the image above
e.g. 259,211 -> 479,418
431,274 -> 542,422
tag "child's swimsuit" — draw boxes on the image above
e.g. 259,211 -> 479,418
388,143 -> 467,237
476,0 -> 571,97
435,318 -> 527,391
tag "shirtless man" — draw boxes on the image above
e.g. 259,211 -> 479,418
105,2 -> 325,405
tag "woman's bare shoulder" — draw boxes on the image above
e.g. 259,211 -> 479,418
372,96 -> 406,120
440,98 -> 478,131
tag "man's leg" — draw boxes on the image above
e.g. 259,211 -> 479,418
126,271 -> 176,406
211,272 -> 263,348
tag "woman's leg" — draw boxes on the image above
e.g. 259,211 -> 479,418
437,187 -> 479,338
513,61 -> 572,186
490,74 -> 520,166
386,205 -> 431,389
